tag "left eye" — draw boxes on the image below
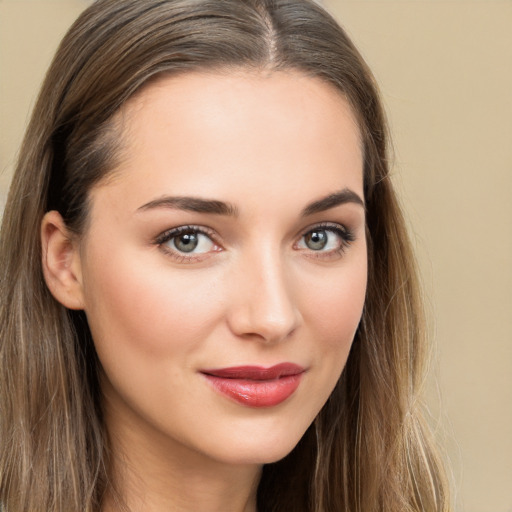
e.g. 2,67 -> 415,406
162,229 -> 216,254
297,227 -> 348,252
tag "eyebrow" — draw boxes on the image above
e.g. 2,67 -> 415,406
137,187 -> 364,217
301,188 -> 364,216
137,196 -> 239,216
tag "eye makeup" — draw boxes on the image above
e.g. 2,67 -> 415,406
153,221 -> 356,264
295,222 -> 356,260
154,225 -> 222,263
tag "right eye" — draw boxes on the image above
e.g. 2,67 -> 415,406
155,226 -> 220,261
168,230 -> 213,253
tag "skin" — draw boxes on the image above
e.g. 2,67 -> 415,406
42,70 -> 367,512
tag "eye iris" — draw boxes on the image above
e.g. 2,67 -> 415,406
305,230 -> 328,250
174,232 -> 198,252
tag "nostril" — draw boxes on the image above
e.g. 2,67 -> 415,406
227,301 -> 301,344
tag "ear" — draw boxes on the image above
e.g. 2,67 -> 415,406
41,210 -> 85,310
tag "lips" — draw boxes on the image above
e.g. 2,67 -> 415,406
201,363 -> 305,407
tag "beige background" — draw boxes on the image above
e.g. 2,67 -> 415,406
1,1 -> 511,511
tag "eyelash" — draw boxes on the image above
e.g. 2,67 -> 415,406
154,223 -> 355,263
155,225 -> 220,263
296,222 -> 355,259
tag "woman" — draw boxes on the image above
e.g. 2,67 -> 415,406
0,0 -> 450,510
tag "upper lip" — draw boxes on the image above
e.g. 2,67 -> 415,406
200,363 -> 305,380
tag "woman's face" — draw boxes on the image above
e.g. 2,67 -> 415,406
76,71 -> 367,466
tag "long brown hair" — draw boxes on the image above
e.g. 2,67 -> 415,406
0,0 -> 450,510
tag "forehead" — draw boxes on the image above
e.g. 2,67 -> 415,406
92,70 -> 363,215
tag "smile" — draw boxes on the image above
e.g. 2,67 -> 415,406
200,363 -> 305,408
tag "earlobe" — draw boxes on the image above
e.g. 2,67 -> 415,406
41,210 -> 85,310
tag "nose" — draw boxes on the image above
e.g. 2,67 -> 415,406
226,249 -> 302,344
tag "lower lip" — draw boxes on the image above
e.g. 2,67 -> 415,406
202,373 -> 303,408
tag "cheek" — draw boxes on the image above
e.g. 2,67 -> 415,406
284,256 -> 367,434
311,263 -> 366,383
81,245 -> 224,361
303,257 -> 367,346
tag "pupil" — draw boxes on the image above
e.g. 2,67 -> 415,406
175,232 -> 198,252
306,230 -> 327,250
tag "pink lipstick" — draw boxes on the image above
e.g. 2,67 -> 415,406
201,363 -> 304,407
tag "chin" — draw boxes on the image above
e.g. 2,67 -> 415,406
202,418 -> 311,466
